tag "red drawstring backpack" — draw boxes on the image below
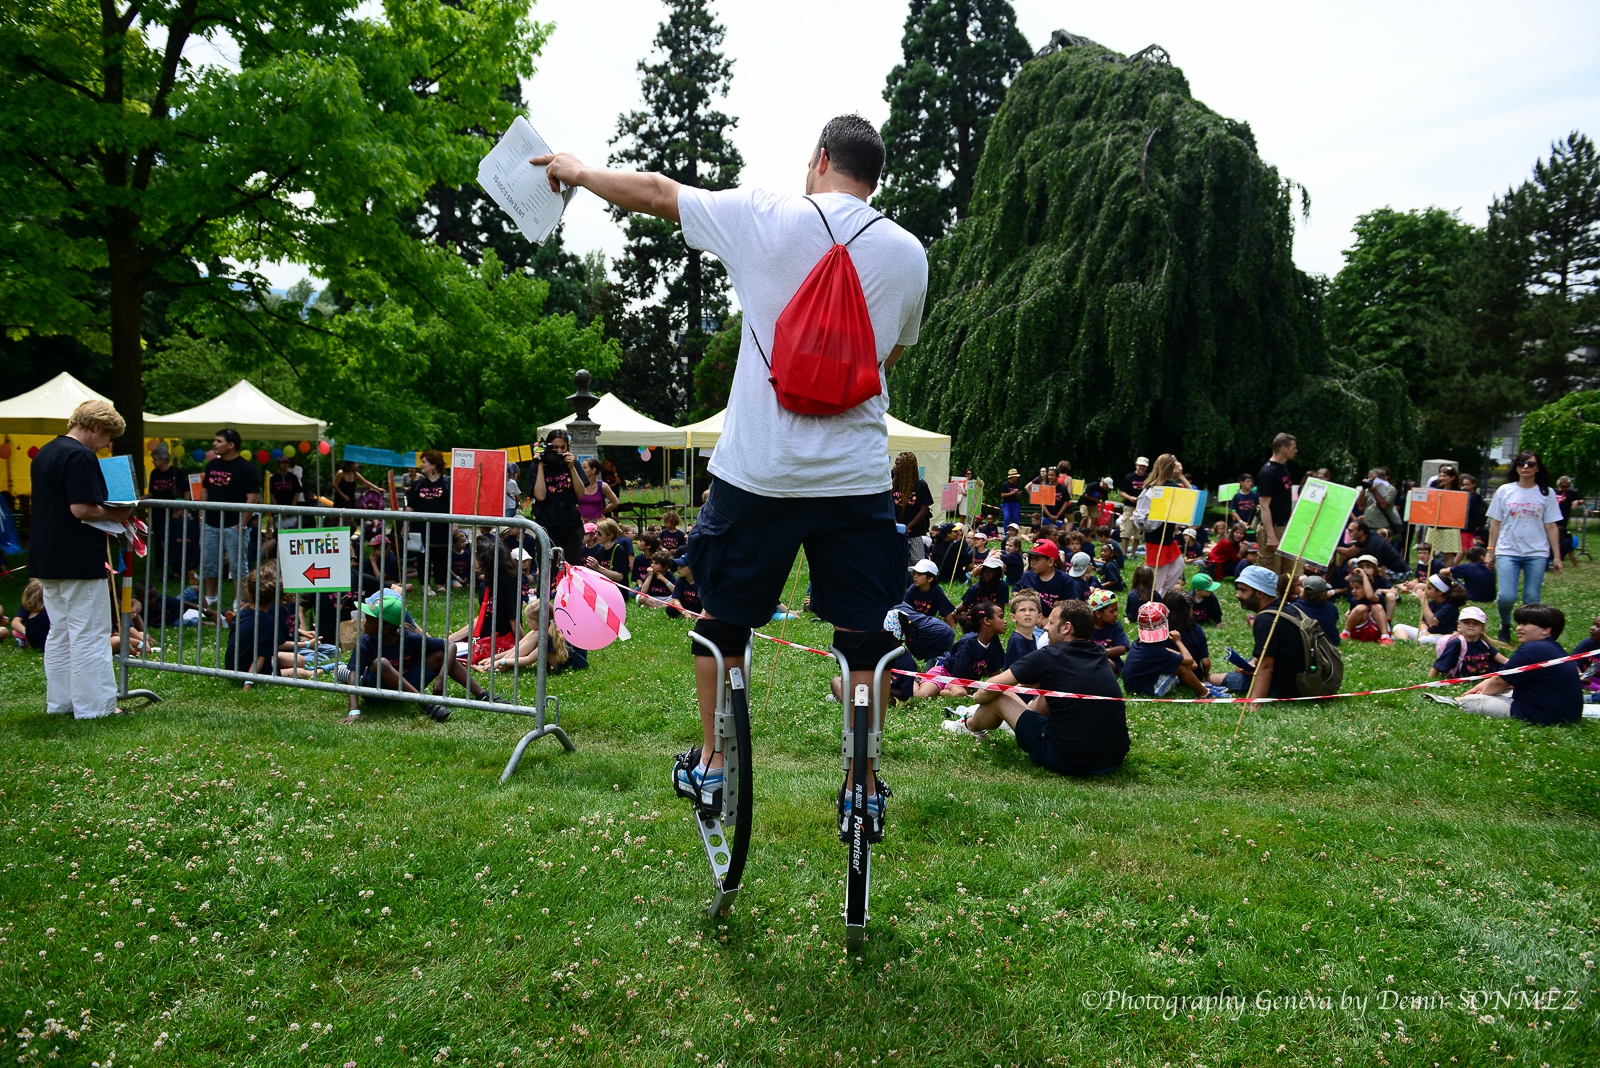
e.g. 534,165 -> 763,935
749,197 -> 885,416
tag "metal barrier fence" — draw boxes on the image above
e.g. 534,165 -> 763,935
120,500 -> 572,781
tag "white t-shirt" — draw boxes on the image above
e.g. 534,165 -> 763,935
1487,481 -> 1561,557
678,186 -> 928,498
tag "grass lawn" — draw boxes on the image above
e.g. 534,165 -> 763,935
1,550 -> 1598,1068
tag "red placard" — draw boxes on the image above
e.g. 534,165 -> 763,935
449,448 -> 507,518
1404,488 -> 1470,528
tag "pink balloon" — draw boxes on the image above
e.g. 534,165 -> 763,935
552,565 -> 629,650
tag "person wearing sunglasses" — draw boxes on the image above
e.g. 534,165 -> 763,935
1485,451 -> 1564,643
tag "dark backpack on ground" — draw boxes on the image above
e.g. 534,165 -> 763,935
1256,603 -> 1344,697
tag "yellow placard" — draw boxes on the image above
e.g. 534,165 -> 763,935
1146,486 -> 1204,525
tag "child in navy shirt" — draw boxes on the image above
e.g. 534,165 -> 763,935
1440,546 -> 1496,603
906,558 -> 957,624
1454,605 -> 1580,723
961,556 -> 1010,608
1004,591 -> 1047,667
1093,540 -> 1125,591
1291,575 -> 1340,645
1087,589 -> 1129,673
1429,606 -> 1503,680
1188,572 -> 1225,626
1229,474 -> 1259,527
666,556 -> 701,620
915,601 -> 1008,699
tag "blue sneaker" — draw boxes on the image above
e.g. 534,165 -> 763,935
1204,683 -> 1233,699
837,779 -> 891,844
671,749 -> 723,810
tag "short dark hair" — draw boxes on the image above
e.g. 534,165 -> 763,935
419,449 -> 444,470
216,428 -> 242,447
1272,432 -> 1296,451
1513,603 -> 1565,641
1351,518 -> 1371,536
815,114 -> 885,187
1054,598 -> 1093,642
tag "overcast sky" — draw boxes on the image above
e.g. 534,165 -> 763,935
258,0 -> 1600,289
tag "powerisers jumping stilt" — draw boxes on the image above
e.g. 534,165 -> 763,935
674,634 -> 754,919
832,645 -> 901,952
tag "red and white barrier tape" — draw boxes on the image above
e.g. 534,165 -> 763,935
601,566 -> 1600,705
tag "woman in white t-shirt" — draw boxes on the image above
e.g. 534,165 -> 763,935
1485,451 -> 1564,641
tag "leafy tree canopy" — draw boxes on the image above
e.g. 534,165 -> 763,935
0,0 -> 593,460
690,311 -> 740,422
606,0 -> 741,421
1519,390 -> 1600,493
892,34 -> 1410,485
877,0 -> 1031,246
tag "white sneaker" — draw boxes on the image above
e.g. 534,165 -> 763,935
940,717 -> 986,739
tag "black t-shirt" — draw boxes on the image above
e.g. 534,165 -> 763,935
904,582 -> 954,619
28,436 -> 112,580
349,628 -> 446,678
16,607 -> 49,649
1017,569 -> 1072,614
534,459 -> 581,532
202,456 -> 261,527
1008,640 -> 1130,774
1505,639 -> 1581,725
999,478 -> 1021,503
1251,605 -> 1309,698
1433,635 -> 1496,679
1122,640 -> 1182,695
659,528 -> 686,554
226,604 -> 292,672
408,475 -> 450,517
146,465 -> 184,500
268,471 -> 302,506
1450,561 -> 1496,602
960,576 -> 1009,609
893,479 -> 934,536
1118,471 -> 1146,501
670,576 -> 702,615
476,584 -> 520,637
1257,460 -> 1293,529
1190,590 -> 1224,626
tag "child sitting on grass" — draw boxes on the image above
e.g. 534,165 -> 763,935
1428,606 -> 1503,681
923,600 -> 1008,701
1188,572 -> 1225,626
1093,540 -> 1125,592
1004,591 -> 1046,667
658,510 -> 686,555
1292,575 -> 1340,645
636,550 -> 677,606
961,555 -> 1010,608
340,590 -> 499,723
1392,575 -> 1468,643
1125,565 -> 1155,624
1121,601 -> 1221,698
474,599 -> 587,676
1448,605 -> 1580,723
1087,588 -> 1129,673
906,558 -> 957,625
1343,558 -> 1395,644
10,578 -> 48,650
665,555 -> 701,620
226,566 -> 313,685
1163,590 -> 1210,676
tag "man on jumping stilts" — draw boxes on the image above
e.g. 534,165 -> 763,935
533,115 -> 927,839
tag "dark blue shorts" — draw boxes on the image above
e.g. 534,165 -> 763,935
1012,710 -> 1120,778
687,480 -> 905,631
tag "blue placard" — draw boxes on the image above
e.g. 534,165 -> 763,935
340,445 -> 417,468
99,455 -> 138,504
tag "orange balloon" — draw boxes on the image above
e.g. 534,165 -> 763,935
0,443 -> 11,459
299,440 -> 312,453
146,438 -> 161,452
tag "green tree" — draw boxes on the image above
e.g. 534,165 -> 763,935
877,0 -> 1032,247
893,35 -> 1405,486
1518,131 -> 1599,397
1325,207 -> 1474,388
689,311 -> 740,422
1520,390 -> 1600,492
607,0 -> 742,420
0,0 -> 546,463
1416,131 -> 1598,457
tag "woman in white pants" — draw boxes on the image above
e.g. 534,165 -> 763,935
28,400 -> 133,719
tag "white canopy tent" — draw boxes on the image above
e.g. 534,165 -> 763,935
681,409 -> 953,518
0,372 -> 156,435
144,380 -> 326,440
536,392 -> 686,447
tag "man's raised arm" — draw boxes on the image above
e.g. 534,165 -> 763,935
532,153 -> 680,223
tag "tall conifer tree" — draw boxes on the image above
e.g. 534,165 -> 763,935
607,0 -> 742,421
877,0 -> 1031,247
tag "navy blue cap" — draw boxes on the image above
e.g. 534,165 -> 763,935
673,554 -> 690,568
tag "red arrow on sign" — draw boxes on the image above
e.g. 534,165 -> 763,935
302,563 -> 331,584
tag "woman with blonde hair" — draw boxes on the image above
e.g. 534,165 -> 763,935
1131,453 -> 1194,596
475,599 -> 586,674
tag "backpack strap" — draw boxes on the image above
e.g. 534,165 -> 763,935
804,195 -> 885,246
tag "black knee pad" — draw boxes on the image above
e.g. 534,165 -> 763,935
691,617 -> 751,659
832,628 -> 902,670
